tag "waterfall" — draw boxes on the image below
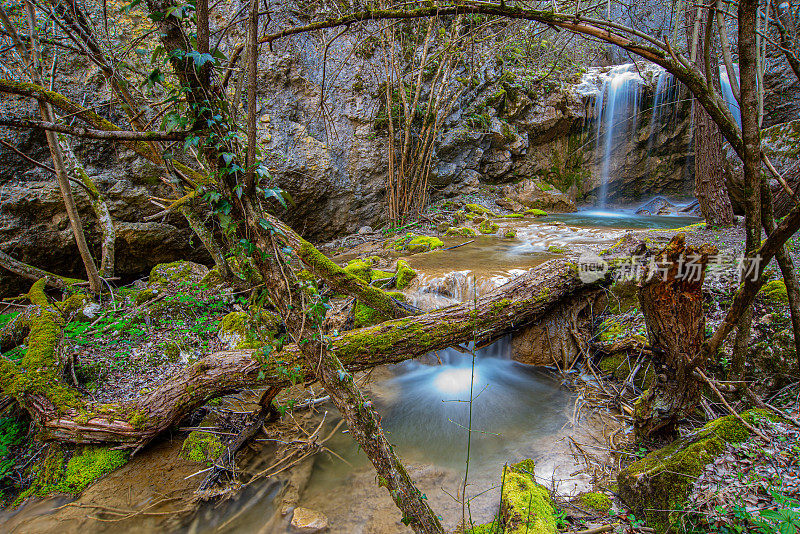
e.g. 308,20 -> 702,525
719,64 -> 742,128
646,69 -> 669,155
578,64 -> 647,209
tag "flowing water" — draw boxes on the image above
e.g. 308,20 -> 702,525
4,210 -> 699,534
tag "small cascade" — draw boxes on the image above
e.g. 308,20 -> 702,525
406,270 -> 522,310
646,69 -> 669,155
719,64 -> 742,128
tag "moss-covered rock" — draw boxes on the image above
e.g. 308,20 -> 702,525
547,245 -> 565,254
478,220 -> 499,234
504,228 -> 517,238
180,431 -> 225,463
56,294 -> 96,321
467,460 -> 556,534
395,260 -> 417,290
388,233 -> 444,253
217,310 -> 279,349
618,410 -> 774,533
134,287 -> 160,306
465,203 -> 497,217
445,226 -> 477,237
343,258 -> 375,282
199,267 -> 225,288
579,492 -> 612,514
149,261 -> 209,287
524,209 -> 548,217
760,280 -> 789,304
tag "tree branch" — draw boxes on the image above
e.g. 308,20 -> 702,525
0,117 -> 190,140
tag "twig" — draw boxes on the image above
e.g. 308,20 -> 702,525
694,368 -> 769,440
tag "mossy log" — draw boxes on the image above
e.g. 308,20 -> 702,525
2,258 -> 608,445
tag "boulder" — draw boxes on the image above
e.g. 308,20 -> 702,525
502,179 -> 576,212
290,507 -> 329,533
512,291 -> 601,367
618,410 -> 775,534
635,196 -> 677,216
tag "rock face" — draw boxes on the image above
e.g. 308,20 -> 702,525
0,129 -> 209,296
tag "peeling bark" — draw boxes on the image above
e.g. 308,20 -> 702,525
634,235 -> 716,438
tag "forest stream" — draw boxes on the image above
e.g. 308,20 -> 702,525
1,210 -> 700,534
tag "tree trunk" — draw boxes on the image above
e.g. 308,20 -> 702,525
3,257 -> 607,446
635,234 -> 716,438
689,5 -> 735,227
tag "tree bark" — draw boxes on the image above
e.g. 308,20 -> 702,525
635,234 -> 716,438
689,4 -> 735,227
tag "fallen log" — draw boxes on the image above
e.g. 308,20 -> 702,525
2,257 -> 610,445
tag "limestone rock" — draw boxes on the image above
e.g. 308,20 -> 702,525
512,291 -> 601,367
502,179 -> 576,212
635,196 -> 677,216
291,507 -> 329,533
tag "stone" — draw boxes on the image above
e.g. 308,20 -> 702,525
502,179 -> 576,212
495,197 -> 525,212
357,225 -> 373,234
290,507 -> 329,533
512,292 -> 601,367
635,196 -> 677,216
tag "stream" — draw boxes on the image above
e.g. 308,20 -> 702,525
3,209 -> 698,534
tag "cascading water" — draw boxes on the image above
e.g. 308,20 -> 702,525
579,64 -> 646,209
719,64 -> 742,128
578,63 -> 684,210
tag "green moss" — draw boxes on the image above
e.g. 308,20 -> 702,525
128,411 -> 147,430
60,447 -> 128,493
547,245 -> 565,254
478,220 -> 499,234
56,294 -> 92,319
389,234 -> 444,253
524,209 -> 548,217
217,310 -> 278,349
406,236 -> 444,253
0,280 -> 80,411
134,288 -> 160,306
445,226 -> 477,237
465,460 -> 556,534
618,410 -> 769,533
760,280 -> 789,304
355,292 -> 406,327
15,446 -> 128,503
180,431 -> 225,463
199,267 -> 224,288
395,260 -> 417,290
502,461 -> 557,534
344,258 -> 375,282
597,353 -> 653,389
501,213 -> 524,219
465,204 -> 496,217
580,492 -> 612,514
504,229 -> 517,238
149,261 -> 196,286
